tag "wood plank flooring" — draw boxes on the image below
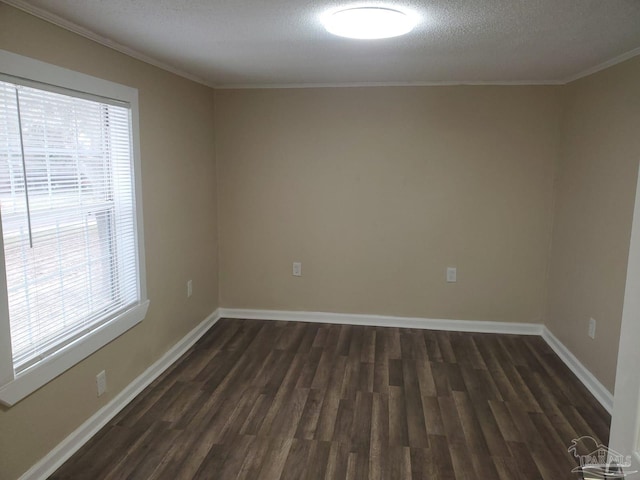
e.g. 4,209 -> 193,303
50,318 -> 610,479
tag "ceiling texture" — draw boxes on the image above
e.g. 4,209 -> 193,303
4,0 -> 640,87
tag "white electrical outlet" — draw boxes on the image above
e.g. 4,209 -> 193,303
96,370 -> 107,397
446,267 -> 457,283
588,317 -> 596,339
293,262 -> 302,277
187,279 -> 193,298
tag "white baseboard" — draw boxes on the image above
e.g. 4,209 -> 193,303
218,308 -> 544,335
542,326 -> 614,414
19,308 -> 222,480
220,308 -> 613,412
20,307 -> 614,480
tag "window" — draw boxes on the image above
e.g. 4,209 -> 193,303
0,50 -> 148,406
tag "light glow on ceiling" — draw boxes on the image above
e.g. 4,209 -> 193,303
322,7 -> 416,40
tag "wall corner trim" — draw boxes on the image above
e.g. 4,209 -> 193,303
18,308 -> 222,480
541,326 -> 614,414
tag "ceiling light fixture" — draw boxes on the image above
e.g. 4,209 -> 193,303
322,7 -> 416,40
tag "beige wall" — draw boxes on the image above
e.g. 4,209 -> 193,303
216,86 -> 563,322
0,5 -> 219,480
545,56 -> 640,392
2,3 -> 640,478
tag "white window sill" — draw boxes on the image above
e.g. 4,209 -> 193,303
0,300 -> 149,407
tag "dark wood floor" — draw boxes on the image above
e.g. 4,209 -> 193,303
50,318 -> 610,479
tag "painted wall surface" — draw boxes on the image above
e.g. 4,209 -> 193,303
546,56 -> 640,393
216,86 -> 563,323
2,3 -> 640,478
0,5 -> 219,479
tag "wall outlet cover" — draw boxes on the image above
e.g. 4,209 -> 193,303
446,267 -> 457,283
588,317 -> 596,339
293,262 -> 302,277
96,370 -> 107,397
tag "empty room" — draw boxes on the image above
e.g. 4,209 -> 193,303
1,0 -> 640,479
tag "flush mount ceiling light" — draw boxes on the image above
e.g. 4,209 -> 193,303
322,7 -> 416,40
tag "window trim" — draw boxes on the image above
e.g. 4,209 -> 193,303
0,49 -> 148,407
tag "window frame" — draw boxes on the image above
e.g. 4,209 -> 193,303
0,49 -> 149,407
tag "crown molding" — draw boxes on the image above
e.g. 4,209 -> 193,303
215,79 -> 565,89
3,0 -> 639,90
1,0 -> 215,88
562,46 -> 640,84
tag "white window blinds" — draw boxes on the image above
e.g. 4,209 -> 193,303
0,79 -> 139,374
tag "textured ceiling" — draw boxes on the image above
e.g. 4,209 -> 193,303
5,0 -> 640,87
